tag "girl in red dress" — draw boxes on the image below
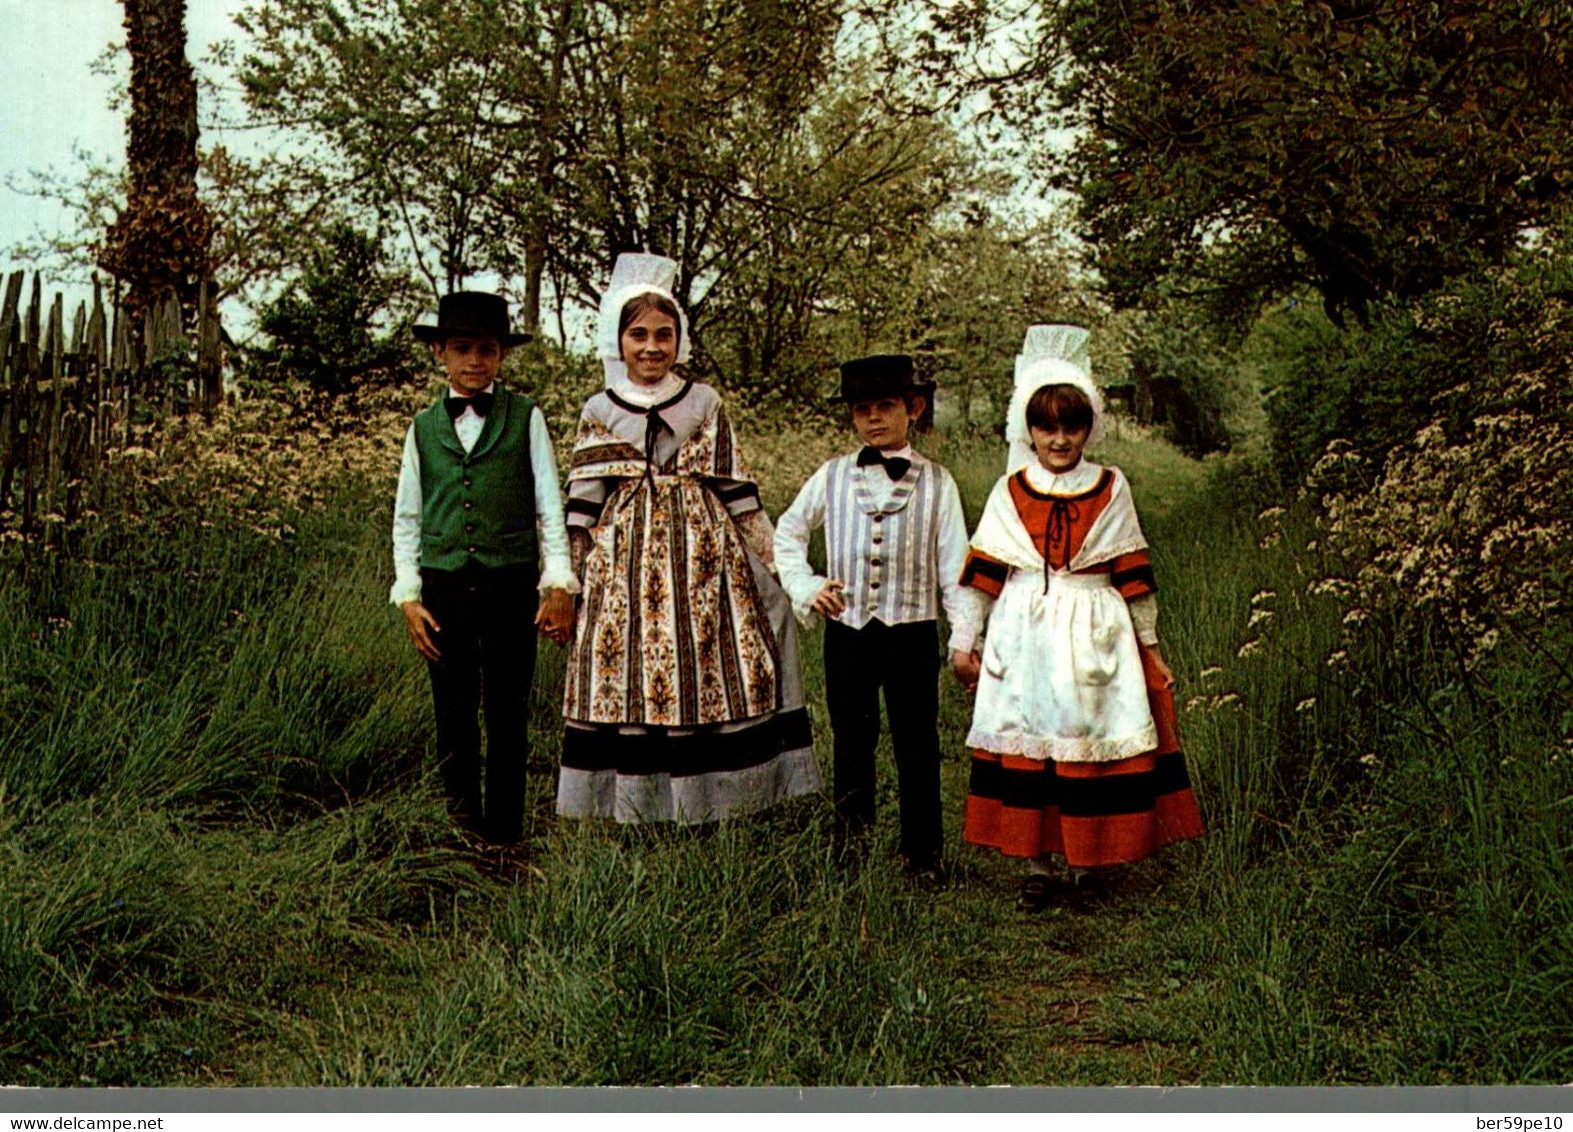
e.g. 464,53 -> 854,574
959,325 -> 1204,910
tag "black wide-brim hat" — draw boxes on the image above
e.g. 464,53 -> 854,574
835,353 -> 937,407
413,291 -> 532,347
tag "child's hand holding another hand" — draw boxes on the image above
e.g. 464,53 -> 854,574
951,649 -> 981,693
535,588 -> 576,645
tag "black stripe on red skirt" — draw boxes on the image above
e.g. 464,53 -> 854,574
963,750 -> 1205,866
967,749 -> 1194,815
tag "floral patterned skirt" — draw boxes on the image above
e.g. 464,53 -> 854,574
559,476 -> 820,823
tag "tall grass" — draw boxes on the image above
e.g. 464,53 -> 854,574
1,422 -> 1567,1085
1102,466 -> 1573,1085
0,462 -> 992,1085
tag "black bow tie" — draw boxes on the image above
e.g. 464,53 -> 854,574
446,391 -> 495,420
857,446 -> 911,481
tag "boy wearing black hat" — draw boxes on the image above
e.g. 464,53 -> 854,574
392,291 -> 577,848
774,355 -> 982,878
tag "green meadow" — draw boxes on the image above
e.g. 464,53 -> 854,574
1,422 -> 1568,1086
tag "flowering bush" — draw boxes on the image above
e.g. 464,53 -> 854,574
1308,266 -> 1573,670
22,342 -> 861,551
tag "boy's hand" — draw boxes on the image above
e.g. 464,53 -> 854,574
811,579 -> 848,618
1140,642 -> 1177,690
401,600 -> 442,662
536,588 -> 575,644
951,649 -> 981,694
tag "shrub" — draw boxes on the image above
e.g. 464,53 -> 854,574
244,223 -> 418,397
1309,264 -> 1573,674
1259,229 -> 1573,483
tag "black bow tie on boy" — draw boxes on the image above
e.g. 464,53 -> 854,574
857,446 -> 911,481
445,391 -> 495,420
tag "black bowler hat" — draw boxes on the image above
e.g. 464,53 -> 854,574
413,291 -> 532,347
836,353 -> 937,405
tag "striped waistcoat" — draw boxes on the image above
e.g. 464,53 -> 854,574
824,452 -> 945,630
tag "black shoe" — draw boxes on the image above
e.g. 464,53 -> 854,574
1016,874 -> 1055,913
1063,869 -> 1111,911
903,855 -> 948,892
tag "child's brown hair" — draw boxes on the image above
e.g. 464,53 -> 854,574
1025,384 -> 1094,434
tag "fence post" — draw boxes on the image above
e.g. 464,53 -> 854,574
113,280 -> 135,448
89,276 -> 108,463
0,271 -> 21,519
198,276 -> 222,410
44,292 -> 66,542
20,274 -> 41,532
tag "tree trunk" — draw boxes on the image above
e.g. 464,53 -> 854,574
521,232 -> 545,335
102,0 -> 210,337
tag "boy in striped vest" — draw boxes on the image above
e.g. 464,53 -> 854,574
775,354 -> 982,879
391,292 -> 577,851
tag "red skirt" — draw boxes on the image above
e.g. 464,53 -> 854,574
962,650 -> 1205,868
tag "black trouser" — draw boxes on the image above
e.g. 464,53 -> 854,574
420,563 -> 539,843
823,617 -> 943,868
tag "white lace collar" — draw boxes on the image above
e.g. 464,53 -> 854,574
607,369 -> 685,408
1022,459 -> 1103,496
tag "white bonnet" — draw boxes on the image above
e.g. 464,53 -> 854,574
1004,324 -> 1102,472
595,253 -> 692,386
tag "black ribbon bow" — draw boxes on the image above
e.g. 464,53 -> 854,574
856,446 -> 911,481
640,407 -> 672,493
1043,498 -> 1080,592
445,391 -> 495,420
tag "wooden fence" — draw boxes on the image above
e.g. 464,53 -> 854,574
0,269 -> 223,539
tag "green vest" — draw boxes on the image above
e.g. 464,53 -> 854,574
414,387 -> 538,572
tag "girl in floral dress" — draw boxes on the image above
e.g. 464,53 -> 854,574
555,253 -> 821,824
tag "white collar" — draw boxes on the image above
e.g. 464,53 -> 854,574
1023,459 -> 1102,495
448,381 -> 496,399
608,369 -> 685,407
861,443 -> 915,462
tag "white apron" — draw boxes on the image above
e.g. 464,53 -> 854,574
965,467 -> 1158,763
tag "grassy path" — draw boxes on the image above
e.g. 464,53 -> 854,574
11,416 -> 1569,1086
8,420 -> 1466,1086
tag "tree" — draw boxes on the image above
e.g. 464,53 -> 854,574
553,0 -> 843,313
961,1 -> 1573,326
693,67 -> 973,400
235,0 -> 531,305
100,0 -> 212,321
230,0 -> 932,349
245,222 -> 417,397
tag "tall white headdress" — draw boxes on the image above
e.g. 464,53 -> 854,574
1004,323 -> 1101,473
596,252 -> 692,386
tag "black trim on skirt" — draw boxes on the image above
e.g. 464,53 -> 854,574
968,749 -> 1194,817
562,707 -> 814,778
